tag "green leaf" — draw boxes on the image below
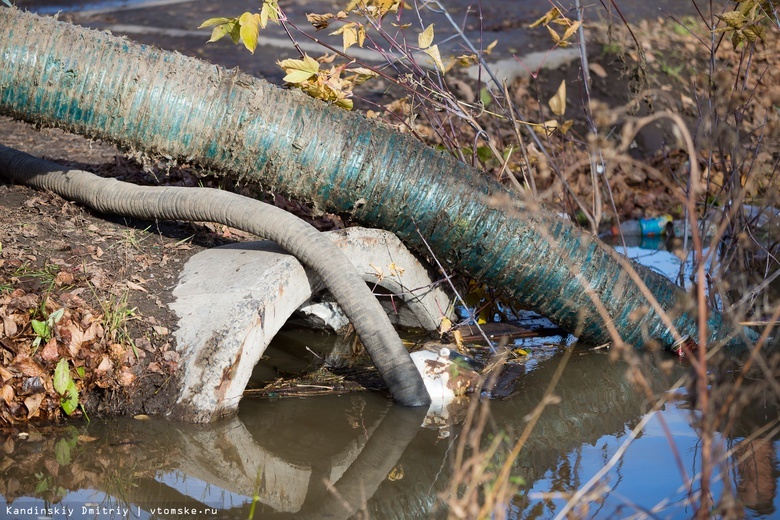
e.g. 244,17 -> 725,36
31,319 -> 48,338
61,381 -> 79,415
54,438 -> 71,466
53,359 -> 72,396
1,0 -> 12,7
229,20 -> 242,45
480,87 -> 493,108
34,478 -> 49,494
239,12 -> 261,53
49,307 -> 64,325
207,23 -> 231,43
199,17 -> 231,28
76,366 -> 86,379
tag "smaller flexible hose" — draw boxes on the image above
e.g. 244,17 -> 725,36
0,144 -> 431,407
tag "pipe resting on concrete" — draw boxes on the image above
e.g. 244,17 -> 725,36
0,144 -> 431,408
0,9 -> 758,352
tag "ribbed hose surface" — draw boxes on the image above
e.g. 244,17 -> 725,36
0,145 -> 431,406
0,9 -> 756,351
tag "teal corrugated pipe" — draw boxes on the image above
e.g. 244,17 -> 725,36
0,9 -> 756,351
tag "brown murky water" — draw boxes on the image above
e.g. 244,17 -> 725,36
2,327 -> 778,519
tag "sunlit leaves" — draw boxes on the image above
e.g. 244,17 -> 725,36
200,0 -> 279,53
548,80 -> 566,116
239,12 -> 262,53
331,22 -> 366,52
715,0 -> 769,48
260,0 -> 280,28
529,7 -> 563,28
278,55 -> 320,83
529,7 -> 581,47
418,23 -> 435,49
417,23 -> 444,73
277,55 -> 378,110
538,80 -> 573,135
307,12 -> 347,31
345,0 -> 406,18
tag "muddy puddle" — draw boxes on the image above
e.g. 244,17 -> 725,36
2,236 -> 779,519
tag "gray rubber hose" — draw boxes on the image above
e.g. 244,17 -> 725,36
0,144 -> 431,407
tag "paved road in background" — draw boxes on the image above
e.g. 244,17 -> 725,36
10,0 -> 730,83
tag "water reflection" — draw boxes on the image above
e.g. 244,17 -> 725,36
1,348 -> 777,519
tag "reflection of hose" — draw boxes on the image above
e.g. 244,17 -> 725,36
0,10 -> 756,350
289,405 -> 427,520
0,145 -> 430,407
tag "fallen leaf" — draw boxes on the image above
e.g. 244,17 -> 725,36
126,281 -> 148,293
588,62 -> 607,78
2,385 -> 14,405
40,338 -> 60,362
152,326 -> 169,336
54,271 -> 74,286
96,356 -> 113,374
118,370 -> 136,387
24,393 -> 44,419
162,350 -> 179,362
2,316 -> 16,338
11,354 -> 46,378
0,365 -> 13,382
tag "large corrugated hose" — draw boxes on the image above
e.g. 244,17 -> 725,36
0,9 -> 757,352
0,145 -> 431,407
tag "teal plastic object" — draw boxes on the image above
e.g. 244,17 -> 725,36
0,9 -> 756,351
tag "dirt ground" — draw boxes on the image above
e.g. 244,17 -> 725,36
2,8 -> 779,425
0,124 -> 230,422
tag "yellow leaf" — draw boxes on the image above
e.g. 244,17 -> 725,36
424,44 -> 445,73
439,316 -> 453,334
529,7 -> 562,28
717,10 -> 747,29
485,39 -> 498,55
546,25 -> 561,44
562,20 -> 581,41
343,25 -> 359,51
549,80 -> 566,116
453,329 -> 463,349
307,12 -> 334,30
260,0 -> 279,28
346,67 -> 378,86
418,23 -> 435,50
540,119 -> 559,136
239,12 -> 261,53
331,23 -> 365,51
278,55 -> 320,84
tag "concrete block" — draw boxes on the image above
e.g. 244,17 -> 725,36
169,227 -> 451,422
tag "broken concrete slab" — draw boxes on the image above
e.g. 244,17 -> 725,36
169,227 -> 452,422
